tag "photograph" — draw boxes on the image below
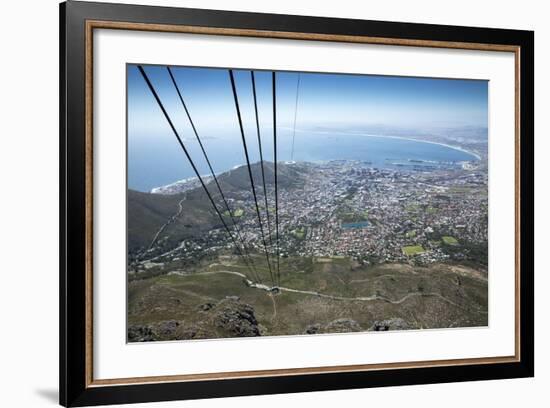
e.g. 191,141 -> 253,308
127,64 -> 489,342
53,1 -> 535,405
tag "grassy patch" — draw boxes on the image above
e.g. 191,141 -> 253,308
223,208 -> 244,217
292,227 -> 306,239
442,236 -> 459,245
336,204 -> 369,223
426,207 -> 437,214
128,256 -> 488,340
448,186 -> 472,194
402,245 -> 425,256
405,204 -> 419,212
339,212 -> 368,223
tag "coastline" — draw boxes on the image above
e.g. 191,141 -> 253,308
149,166 -> 246,194
147,132 -> 482,193
286,127 -> 482,161
359,133 -> 482,161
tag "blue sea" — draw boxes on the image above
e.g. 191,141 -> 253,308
128,131 -> 478,192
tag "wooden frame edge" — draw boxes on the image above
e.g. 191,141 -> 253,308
88,355 -> 519,387
85,19 -> 94,388
83,19 -> 522,389
87,19 -> 520,52
514,46 -> 521,361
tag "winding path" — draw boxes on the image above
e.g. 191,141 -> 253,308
167,269 -> 486,313
146,196 -> 187,251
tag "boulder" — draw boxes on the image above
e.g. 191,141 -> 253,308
127,325 -> 156,342
324,318 -> 363,333
304,319 -> 362,335
369,318 -> 410,331
213,300 -> 261,337
304,324 -> 322,334
153,320 -> 179,337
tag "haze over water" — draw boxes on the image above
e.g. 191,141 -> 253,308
128,130 -> 478,192
127,65 -> 487,192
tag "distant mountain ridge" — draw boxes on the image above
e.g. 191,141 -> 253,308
149,161 -> 306,196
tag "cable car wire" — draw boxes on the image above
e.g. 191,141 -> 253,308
250,71 -> 274,257
166,66 -> 262,283
137,65 -> 258,282
290,73 -> 301,162
228,69 -> 275,287
272,71 -> 281,285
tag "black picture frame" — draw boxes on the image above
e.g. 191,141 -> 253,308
60,1 -> 534,406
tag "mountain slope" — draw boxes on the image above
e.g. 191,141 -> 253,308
128,161 -> 310,254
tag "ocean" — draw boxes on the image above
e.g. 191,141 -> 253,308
128,131 -> 479,192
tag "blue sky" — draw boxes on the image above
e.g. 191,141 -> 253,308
127,64 -> 487,191
128,64 -> 488,142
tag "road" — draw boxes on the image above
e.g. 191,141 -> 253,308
145,195 -> 187,252
167,269 -> 485,313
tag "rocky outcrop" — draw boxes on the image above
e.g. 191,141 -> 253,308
304,318 -> 362,335
324,318 -> 363,333
304,323 -> 322,334
154,320 -> 180,337
128,320 -> 182,342
128,298 -> 261,342
127,325 -> 156,342
213,299 -> 261,337
369,318 -> 410,331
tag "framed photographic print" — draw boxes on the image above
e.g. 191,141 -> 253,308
59,1 -> 534,406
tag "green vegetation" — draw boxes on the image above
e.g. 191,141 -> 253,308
402,245 -> 425,256
127,189 -> 216,253
426,207 -> 438,214
128,256 -> 488,341
127,161 -> 305,256
442,236 -> 459,245
338,210 -> 369,223
127,160 -> 489,342
223,208 -> 244,217
443,241 -> 488,267
448,186 -> 472,194
292,226 -> 306,239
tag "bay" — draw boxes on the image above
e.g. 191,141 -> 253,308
128,131 -> 479,192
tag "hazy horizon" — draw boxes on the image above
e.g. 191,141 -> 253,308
127,65 -> 488,191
